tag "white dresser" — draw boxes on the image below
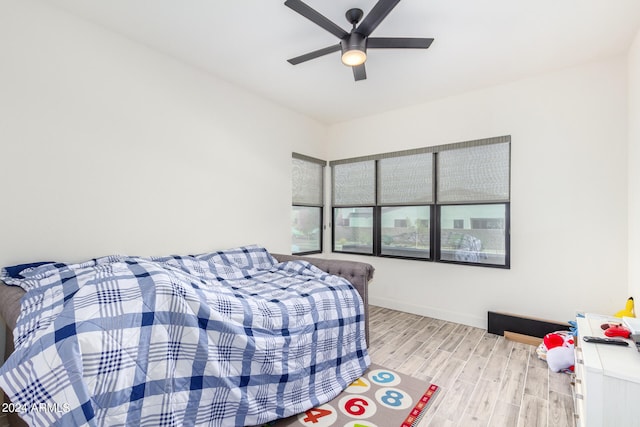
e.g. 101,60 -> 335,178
574,313 -> 640,427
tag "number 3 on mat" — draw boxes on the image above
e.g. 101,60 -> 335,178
298,404 -> 337,426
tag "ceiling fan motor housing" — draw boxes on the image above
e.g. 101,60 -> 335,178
341,32 -> 367,54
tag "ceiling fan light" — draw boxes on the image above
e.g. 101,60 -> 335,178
341,49 -> 367,66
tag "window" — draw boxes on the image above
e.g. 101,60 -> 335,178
292,153 -> 326,255
436,140 -> 510,266
330,136 -> 510,268
332,160 -> 376,255
382,206 -> 430,258
333,207 -> 373,254
439,205 -> 508,266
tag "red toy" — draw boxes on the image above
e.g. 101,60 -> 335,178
604,324 -> 631,339
543,333 -> 565,349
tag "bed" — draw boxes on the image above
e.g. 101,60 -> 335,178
0,245 -> 374,427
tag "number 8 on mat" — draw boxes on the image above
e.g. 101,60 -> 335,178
374,388 -> 412,410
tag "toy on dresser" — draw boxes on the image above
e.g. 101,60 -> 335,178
601,322 -> 631,338
614,296 -> 635,318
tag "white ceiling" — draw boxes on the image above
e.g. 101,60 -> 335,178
45,0 -> 640,124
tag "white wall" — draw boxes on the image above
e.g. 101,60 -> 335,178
629,28 -> 640,302
0,0 -> 326,268
0,0 -> 635,350
0,0 -> 328,359
327,58 -> 629,327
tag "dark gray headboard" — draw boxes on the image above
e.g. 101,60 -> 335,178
271,254 -> 374,346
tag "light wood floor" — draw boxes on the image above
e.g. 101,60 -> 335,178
368,305 -> 575,427
0,306 -> 575,427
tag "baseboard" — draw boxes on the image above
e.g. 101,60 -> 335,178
369,295 -> 486,329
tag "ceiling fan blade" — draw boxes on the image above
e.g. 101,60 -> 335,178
287,44 -> 342,65
284,0 -> 348,39
356,0 -> 401,37
368,37 -> 434,49
353,64 -> 367,81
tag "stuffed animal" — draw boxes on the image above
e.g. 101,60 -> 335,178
546,347 -> 575,373
537,331 -> 575,373
614,297 -> 635,318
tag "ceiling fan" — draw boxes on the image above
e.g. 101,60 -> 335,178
284,0 -> 434,81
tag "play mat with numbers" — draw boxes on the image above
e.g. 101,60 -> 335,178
265,364 -> 440,427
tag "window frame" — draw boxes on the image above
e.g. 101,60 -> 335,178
332,207 -> 375,255
291,153 -> 326,256
435,202 -> 510,267
329,136 -> 511,268
379,205 -> 432,260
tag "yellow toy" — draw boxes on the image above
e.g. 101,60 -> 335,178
614,297 -> 635,318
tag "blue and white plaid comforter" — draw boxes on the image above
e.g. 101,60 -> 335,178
0,245 -> 370,426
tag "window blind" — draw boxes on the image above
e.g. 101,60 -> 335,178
333,160 -> 376,206
378,152 -> 433,205
437,142 -> 510,203
292,154 -> 325,206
